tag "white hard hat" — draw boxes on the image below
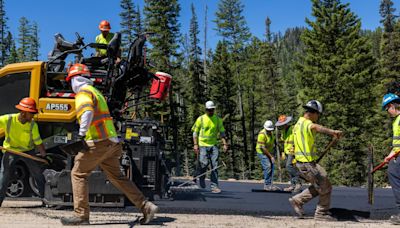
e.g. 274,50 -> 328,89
264,120 -> 274,131
303,100 -> 323,114
205,101 -> 216,109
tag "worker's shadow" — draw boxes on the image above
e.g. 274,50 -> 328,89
89,216 -> 176,227
329,208 -> 370,221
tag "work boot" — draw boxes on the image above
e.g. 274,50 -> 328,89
288,197 -> 304,218
293,184 -> 302,193
284,185 -> 295,192
390,214 -> 400,225
140,201 -> 158,225
60,216 -> 90,226
314,213 -> 337,221
211,187 -> 222,194
264,185 -> 282,191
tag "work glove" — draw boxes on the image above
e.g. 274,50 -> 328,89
43,155 -> 53,164
75,134 -> 85,142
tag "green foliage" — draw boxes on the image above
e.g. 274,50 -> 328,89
0,0 -> 8,66
120,0 -> 142,57
297,0 -> 380,186
28,21 -> 39,61
380,0 -> 397,33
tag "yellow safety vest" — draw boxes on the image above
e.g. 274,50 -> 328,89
0,113 -> 42,152
95,32 -> 114,57
75,85 -> 117,140
282,125 -> 294,155
293,117 -> 317,162
192,114 -> 225,147
256,129 -> 275,154
392,115 -> 400,153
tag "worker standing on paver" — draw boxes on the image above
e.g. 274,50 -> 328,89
288,100 -> 342,221
60,63 -> 158,225
382,93 -> 400,225
256,120 -> 281,191
95,20 -> 114,57
192,101 -> 228,194
0,98 -> 47,207
275,115 -> 301,193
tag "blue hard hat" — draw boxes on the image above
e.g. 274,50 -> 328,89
382,93 -> 400,110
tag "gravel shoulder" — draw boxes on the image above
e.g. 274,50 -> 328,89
0,199 -> 397,228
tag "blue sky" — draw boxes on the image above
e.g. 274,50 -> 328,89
3,0 -> 397,60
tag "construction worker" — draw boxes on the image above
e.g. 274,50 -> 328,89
192,101 -> 228,194
275,115 -> 301,193
0,98 -> 47,206
60,64 -> 158,225
95,20 -> 114,57
256,120 -> 280,191
288,100 -> 342,221
382,93 -> 400,225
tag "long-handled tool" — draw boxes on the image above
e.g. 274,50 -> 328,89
316,138 -> 339,163
371,150 -> 400,174
0,146 -> 48,165
177,161 -> 227,187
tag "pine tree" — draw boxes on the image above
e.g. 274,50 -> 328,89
214,0 -> 251,177
265,17 -> 272,43
5,31 -> 17,64
28,21 -> 39,61
297,0 -> 380,185
188,3 -> 205,117
380,0 -> 397,33
144,0 -> 182,174
0,0 -> 8,66
17,17 -> 31,62
120,0 -> 138,56
208,41 -> 236,177
134,5 -> 143,36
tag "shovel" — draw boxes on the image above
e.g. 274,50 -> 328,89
316,138 -> 339,163
0,146 -> 48,165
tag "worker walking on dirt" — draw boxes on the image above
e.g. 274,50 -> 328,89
60,63 -> 158,225
0,98 -> 47,207
256,120 -> 281,191
289,100 -> 342,221
382,93 -> 400,225
192,101 -> 228,194
275,115 -> 301,193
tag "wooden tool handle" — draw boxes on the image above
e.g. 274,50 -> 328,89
0,146 -> 48,165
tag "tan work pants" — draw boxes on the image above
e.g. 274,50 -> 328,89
292,162 -> 332,215
71,139 -> 146,219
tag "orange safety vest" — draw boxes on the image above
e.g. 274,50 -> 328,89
75,85 -> 117,140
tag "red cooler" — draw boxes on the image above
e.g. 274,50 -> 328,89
150,72 -> 172,100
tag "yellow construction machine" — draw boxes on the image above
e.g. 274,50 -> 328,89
0,32 -> 174,205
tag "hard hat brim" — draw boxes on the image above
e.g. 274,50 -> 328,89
15,104 -> 38,113
303,105 -> 321,114
265,127 -> 274,131
275,116 -> 293,126
99,27 -> 110,32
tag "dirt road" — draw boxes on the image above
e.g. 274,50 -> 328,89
0,200 -> 396,228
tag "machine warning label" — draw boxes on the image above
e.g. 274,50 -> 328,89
45,103 -> 70,111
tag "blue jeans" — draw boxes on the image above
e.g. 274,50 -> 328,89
0,151 -> 45,206
257,153 -> 274,185
286,154 -> 300,185
388,158 -> 400,212
199,146 -> 219,189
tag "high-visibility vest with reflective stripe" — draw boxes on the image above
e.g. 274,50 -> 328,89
0,113 -> 42,152
95,32 -> 114,57
282,125 -> 294,155
191,114 -> 225,147
293,117 -> 317,162
392,115 -> 400,153
75,85 -> 117,140
256,129 -> 275,154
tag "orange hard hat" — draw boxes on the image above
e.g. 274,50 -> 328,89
15,97 -> 38,113
66,63 -> 91,82
99,20 -> 111,31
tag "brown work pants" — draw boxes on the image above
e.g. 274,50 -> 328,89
71,139 -> 146,219
292,162 -> 332,216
